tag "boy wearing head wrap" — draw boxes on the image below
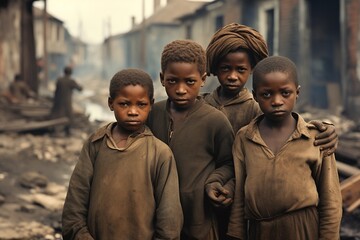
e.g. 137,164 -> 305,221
204,23 -> 268,134
203,23 -> 339,239
204,22 -> 337,158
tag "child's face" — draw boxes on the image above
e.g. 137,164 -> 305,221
160,62 -> 206,111
253,71 -> 299,122
108,84 -> 152,133
216,51 -> 252,96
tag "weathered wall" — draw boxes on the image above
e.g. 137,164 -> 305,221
0,0 -> 21,91
343,0 -> 360,119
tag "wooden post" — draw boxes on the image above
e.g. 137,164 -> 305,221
43,0 -> 48,87
20,0 -> 38,93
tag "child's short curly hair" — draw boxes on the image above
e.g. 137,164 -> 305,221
206,23 -> 269,76
161,39 -> 206,75
109,68 -> 154,100
253,56 -> 298,90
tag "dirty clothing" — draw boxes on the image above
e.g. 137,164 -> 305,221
202,87 -> 261,134
62,123 -> 183,240
50,75 -> 82,122
202,87 -> 261,239
228,113 -> 342,240
147,98 -> 234,240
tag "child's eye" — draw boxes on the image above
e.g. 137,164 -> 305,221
119,102 -> 129,107
138,102 -> 148,108
186,79 -> 195,85
219,66 -> 230,72
237,67 -> 246,73
282,91 -> 290,97
262,92 -> 271,98
167,79 -> 176,84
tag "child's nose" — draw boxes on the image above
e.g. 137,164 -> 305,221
175,84 -> 187,94
227,70 -> 238,80
128,106 -> 139,115
272,95 -> 284,106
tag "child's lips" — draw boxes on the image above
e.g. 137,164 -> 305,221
126,120 -> 141,125
225,84 -> 240,89
174,98 -> 188,103
271,110 -> 286,115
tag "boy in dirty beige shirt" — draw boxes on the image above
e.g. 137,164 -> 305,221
228,56 -> 342,240
203,23 -> 339,240
62,69 -> 183,240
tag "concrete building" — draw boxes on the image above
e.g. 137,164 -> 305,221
178,0 -> 360,120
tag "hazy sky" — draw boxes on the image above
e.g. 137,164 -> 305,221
34,0 -> 154,44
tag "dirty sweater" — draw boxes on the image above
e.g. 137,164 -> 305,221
147,98 -> 234,239
62,123 -> 183,240
202,87 -> 261,134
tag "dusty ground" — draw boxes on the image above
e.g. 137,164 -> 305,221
0,76 -> 359,239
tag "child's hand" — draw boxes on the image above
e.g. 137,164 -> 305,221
310,120 -> 338,156
205,182 -> 233,207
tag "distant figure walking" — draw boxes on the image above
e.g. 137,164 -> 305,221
50,66 -> 82,135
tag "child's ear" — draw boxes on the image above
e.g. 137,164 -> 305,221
160,72 -> 165,86
201,72 -> 207,87
296,85 -> 301,100
252,90 -> 258,102
108,97 -> 114,111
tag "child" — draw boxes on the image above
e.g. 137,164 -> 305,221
204,23 -> 337,152
228,56 -> 342,239
146,39 -> 234,239
50,66 -> 83,135
62,69 -> 183,240
204,23 -> 339,239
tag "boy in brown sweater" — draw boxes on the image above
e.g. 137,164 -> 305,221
147,40 -> 234,240
62,69 -> 183,240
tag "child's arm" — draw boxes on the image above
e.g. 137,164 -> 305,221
227,134 -> 247,240
205,115 -> 235,207
153,148 -> 183,240
62,138 -> 96,240
316,153 -> 342,239
310,120 -> 338,156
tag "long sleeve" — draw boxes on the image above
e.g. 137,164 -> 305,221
316,154 -> 342,239
62,138 -> 97,240
154,148 -> 183,240
227,134 -> 247,240
205,113 -> 235,186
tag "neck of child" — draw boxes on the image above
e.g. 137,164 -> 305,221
113,124 -> 143,139
262,113 -> 296,130
219,87 -> 240,102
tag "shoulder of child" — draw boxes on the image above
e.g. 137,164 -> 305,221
152,135 -> 174,156
90,122 -> 113,143
295,113 -> 320,138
